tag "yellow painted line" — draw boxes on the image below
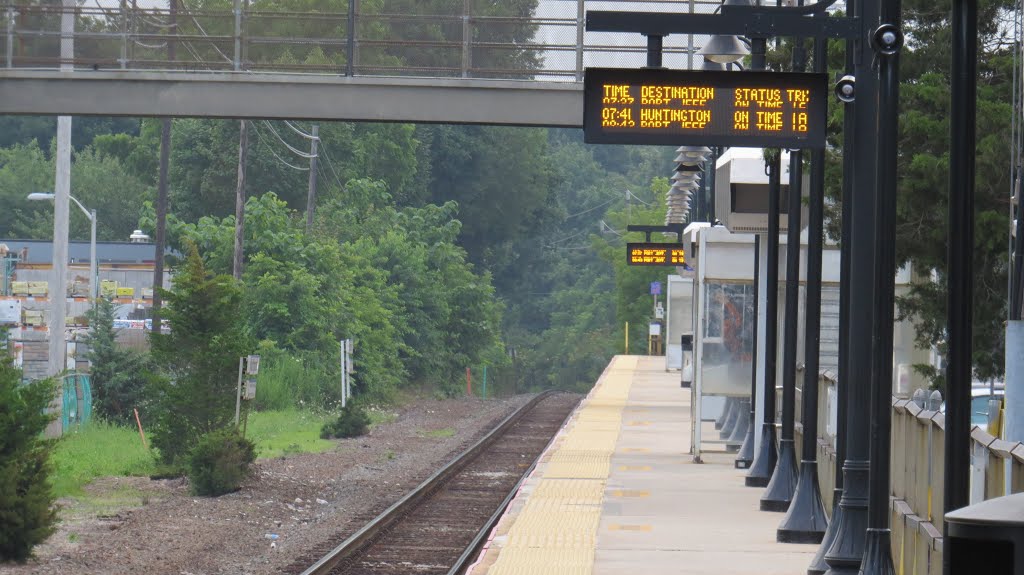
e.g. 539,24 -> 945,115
617,465 -> 652,472
485,355 -> 636,575
627,421 -> 651,426
608,524 -> 653,532
620,447 -> 649,453
609,489 -> 650,498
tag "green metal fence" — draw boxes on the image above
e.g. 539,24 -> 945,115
61,373 -> 92,431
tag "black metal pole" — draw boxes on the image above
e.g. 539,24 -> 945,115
942,0 -> 976,572
862,5 -> 902,573
779,32 -> 829,545
746,36 -> 779,488
748,164 -> 781,486
809,19 -> 856,574
737,235 -> 761,468
823,0 -> 879,567
762,33 -> 807,513
647,34 -> 664,68
346,0 -> 355,76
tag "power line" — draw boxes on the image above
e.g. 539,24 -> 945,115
283,120 -> 319,140
250,122 -> 310,171
261,121 -> 318,159
564,196 -> 619,219
600,220 -> 624,236
625,189 -> 654,206
544,227 -> 590,246
317,143 -> 347,192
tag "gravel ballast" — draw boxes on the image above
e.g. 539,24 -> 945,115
0,394 -> 537,575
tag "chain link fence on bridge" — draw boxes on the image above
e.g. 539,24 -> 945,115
0,0 -> 723,79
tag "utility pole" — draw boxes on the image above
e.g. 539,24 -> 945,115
305,124 -> 320,233
152,0 -> 176,335
233,120 -> 248,280
45,0 -> 74,436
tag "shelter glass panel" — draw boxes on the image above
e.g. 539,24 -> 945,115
701,281 -> 755,396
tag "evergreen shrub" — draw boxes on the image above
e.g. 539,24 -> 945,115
187,427 -> 256,496
320,403 -> 371,439
0,355 -> 58,563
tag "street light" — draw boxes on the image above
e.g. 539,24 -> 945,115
698,0 -> 754,64
698,35 -> 750,64
28,192 -> 98,302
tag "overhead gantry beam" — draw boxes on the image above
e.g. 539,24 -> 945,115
0,71 -> 584,127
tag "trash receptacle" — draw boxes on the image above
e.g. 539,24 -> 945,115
680,334 -> 693,388
945,492 -> 1024,574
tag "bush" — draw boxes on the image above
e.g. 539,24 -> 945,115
320,404 -> 371,439
187,428 -> 256,497
0,356 -> 58,563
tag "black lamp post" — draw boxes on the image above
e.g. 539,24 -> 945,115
808,15 -> 856,572
748,140 -> 782,488
777,31 -> 829,545
760,33 -> 808,512
743,36 -> 781,488
823,0 -> 882,569
942,0 -> 977,571
736,235 -> 760,469
861,13 -> 902,575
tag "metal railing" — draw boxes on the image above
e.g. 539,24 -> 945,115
804,370 -> 1024,575
0,0 -> 721,80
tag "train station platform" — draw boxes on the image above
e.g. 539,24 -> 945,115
466,355 -> 818,575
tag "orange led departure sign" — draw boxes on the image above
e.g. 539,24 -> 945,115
627,243 -> 686,266
584,68 -> 828,148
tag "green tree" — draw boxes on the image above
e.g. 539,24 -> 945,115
82,298 -> 153,425
0,355 -> 57,563
148,243 -> 252,465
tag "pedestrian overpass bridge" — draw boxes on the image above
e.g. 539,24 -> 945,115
0,0 -> 717,125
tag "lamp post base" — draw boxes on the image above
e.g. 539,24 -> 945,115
720,398 -> 741,439
859,528 -> 895,575
761,437 -> 798,511
727,399 -> 750,451
716,397 -> 734,430
807,489 -> 844,575
777,460 -> 829,543
823,459 -> 869,575
745,422 -> 778,487
735,412 -> 756,468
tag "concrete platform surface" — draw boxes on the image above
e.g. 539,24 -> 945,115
465,355 -> 818,575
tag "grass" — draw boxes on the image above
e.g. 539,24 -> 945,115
368,409 -> 398,427
420,427 -> 456,439
48,407 -> 403,499
50,421 -> 155,499
245,410 -> 335,459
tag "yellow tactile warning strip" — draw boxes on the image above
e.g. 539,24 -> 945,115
468,355 -> 637,575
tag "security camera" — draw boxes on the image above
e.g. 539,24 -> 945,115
835,75 -> 856,103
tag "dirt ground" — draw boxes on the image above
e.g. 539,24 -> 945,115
0,394 -> 534,575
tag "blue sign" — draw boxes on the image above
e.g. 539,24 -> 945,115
650,281 -> 662,295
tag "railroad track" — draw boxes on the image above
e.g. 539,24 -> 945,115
293,391 -> 580,575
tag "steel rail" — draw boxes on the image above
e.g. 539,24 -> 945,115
445,396 -> 577,575
300,390 -> 560,575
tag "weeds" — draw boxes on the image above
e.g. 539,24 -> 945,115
421,427 -> 456,439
